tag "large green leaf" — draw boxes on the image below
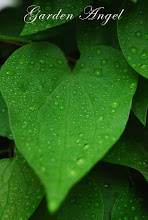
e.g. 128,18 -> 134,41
21,0 -> 91,36
0,92 -> 12,139
0,153 -> 44,220
132,76 -> 148,125
112,187 -> 148,219
0,42 -> 137,212
103,135 -> 148,181
117,0 -> 148,78
31,175 -> 104,220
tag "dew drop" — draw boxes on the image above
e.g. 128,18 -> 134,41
40,60 -> 45,64
83,144 -> 89,150
69,170 -> 77,177
54,101 -> 59,106
94,68 -> 102,77
145,34 -> 148,40
129,46 -> 137,54
139,49 -> 148,60
80,63 -> 85,68
58,60 -> 63,65
6,71 -> 14,76
60,106 -> 64,110
140,64 -> 147,70
111,102 -> 119,108
131,206 -> 136,211
101,59 -> 108,65
77,158 -> 84,165
30,106 -> 35,111
97,49 -> 102,55
99,116 -> 103,121
79,133 -> 83,138
127,56 -> 132,61
130,83 -> 136,89
135,31 -> 142,38
114,62 -> 120,68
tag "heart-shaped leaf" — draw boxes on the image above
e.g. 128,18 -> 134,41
0,42 -> 137,212
117,0 -> 148,78
132,76 -> 148,126
21,0 -> 91,36
0,153 -> 44,220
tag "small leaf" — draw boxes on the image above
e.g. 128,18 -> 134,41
118,0 -> 148,78
31,176 -> 104,220
0,42 -> 137,212
77,20 -> 119,53
132,76 -> 148,126
21,0 -> 91,36
91,163 -> 128,220
0,153 -> 44,220
112,187 -> 148,219
103,135 -> 148,181
0,92 -> 12,139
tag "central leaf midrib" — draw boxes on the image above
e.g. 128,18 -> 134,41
57,72 -> 73,195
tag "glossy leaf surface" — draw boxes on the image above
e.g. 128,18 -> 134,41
0,153 -> 44,220
0,42 -> 137,212
118,0 -> 148,78
21,0 -> 91,36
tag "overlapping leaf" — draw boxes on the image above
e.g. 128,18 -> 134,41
31,175 -> 104,220
0,1 -> 31,44
77,21 -> 119,53
132,76 -> 148,125
118,0 -> 148,78
0,42 -> 137,212
112,187 -> 148,219
91,163 -> 128,220
21,0 -> 91,36
31,163 -> 128,219
0,153 -> 44,220
0,93 -> 12,139
103,129 -> 148,181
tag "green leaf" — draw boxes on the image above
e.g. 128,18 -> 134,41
117,0 -> 148,78
0,153 -> 44,220
130,0 -> 138,3
103,135 -> 148,181
0,1 -> 31,44
112,187 -> 148,219
31,175 -> 104,220
31,163 -> 128,220
21,0 -> 91,36
91,163 -> 128,220
77,21 -> 119,53
0,42 -> 137,212
132,76 -> 148,126
0,92 -> 12,139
